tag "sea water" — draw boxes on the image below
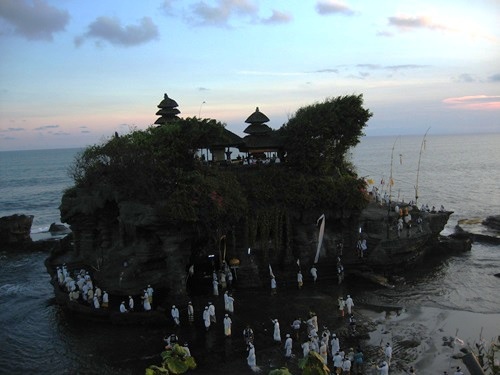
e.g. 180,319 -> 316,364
0,134 -> 499,374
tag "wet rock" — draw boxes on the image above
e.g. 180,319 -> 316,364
0,214 -> 34,248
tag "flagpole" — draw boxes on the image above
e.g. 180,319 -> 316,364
387,136 -> 400,239
415,127 -> 430,206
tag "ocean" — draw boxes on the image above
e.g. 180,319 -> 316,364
0,134 -> 499,374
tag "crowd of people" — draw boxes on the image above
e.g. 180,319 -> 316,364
56,264 -> 154,313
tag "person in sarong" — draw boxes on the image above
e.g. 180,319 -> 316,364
171,305 -> 180,326
223,314 -> 232,337
272,319 -> 281,342
284,334 -> 293,358
187,301 -> 194,323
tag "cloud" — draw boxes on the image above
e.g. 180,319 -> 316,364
0,0 -> 69,41
443,95 -> 500,110
261,9 -> 292,25
75,16 -> 159,47
33,125 -> 59,131
356,64 -> 428,71
454,73 -> 478,83
488,73 -> 500,82
315,1 -> 355,16
387,15 -> 449,32
190,0 -> 258,27
1,127 -> 25,132
198,87 -> 210,91
314,69 -> 339,73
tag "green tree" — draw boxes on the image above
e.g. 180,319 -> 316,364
269,367 -> 294,375
145,344 -> 197,375
280,94 -> 372,175
298,351 -> 330,375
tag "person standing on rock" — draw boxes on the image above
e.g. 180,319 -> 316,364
102,291 -> 109,308
319,340 -> 328,364
384,342 -> 392,366
310,264 -> 318,283
332,351 -> 343,373
223,314 -> 232,337
271,276 -> 277,295
146,285 -> 153,305
291,318 -> 301,340
297,270 -> 303,289
187,301 -> 194,323
171,305 -> 180,326
128,295 -> 134,311
301,338 -> 311,358
212,278 -> 219,296
338,296 -> 345,317
119,301 -> 128,313
377,360 -> 389,375
247,342 -> 257,370
203,306 -> 211,330
331,333 -> 340,357
226,293 -> 234,314
342,355 -> 352,374
272,319 -> 281,342
345,294 -> 354,314
284,334 -> 293,358
208,302 -> 216,323
142,290 -> 152,311
93,295 -> 100,309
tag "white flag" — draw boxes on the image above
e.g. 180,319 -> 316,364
269,264 -> 275,278
314,214 -> 325,264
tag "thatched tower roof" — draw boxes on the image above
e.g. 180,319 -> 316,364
154,93 -> 180,125
245,107 -> 270,124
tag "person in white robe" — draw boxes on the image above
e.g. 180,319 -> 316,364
146,285 -> 153,304
171,305 -> 180,326
102,291 -> 109,308
203,306 -> 211,330
226,294 -> 234,314
224,291 -> 229,311
331,334 -> 340,357
187,301 -> 194,323
247,342 -> 257,369
319,341 -> 328,364
301,340 -> 310,358
142,291 -> 151,311
128,296 -> 134,311
119,301 -> 128,313
310,265 -> 318,283
93,296 -> 100,309
223,314 -> 232,337
345,294 -> 354,314
208,302 -> 216,323
297,271 -> 303,289
284,334 -> 293,358
212,279 -> 219,296
272,319 -> 281,342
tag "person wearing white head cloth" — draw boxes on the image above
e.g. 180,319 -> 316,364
384,342 -> 392,365
93,295 -> 100,309
330,333 -> 340,357
345,294 -> 354,314
223,314 -> 232,337
203,306 -> 211,330
102,291 -> 109,308
272,319 -> 281,342
377,361 -> 389,375
142,290 -> 151,311
284,334 -> 293,358
247,342 -> 257,369
171,305 -> 180,326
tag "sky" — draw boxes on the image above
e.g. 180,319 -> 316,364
0,0 -> 499,151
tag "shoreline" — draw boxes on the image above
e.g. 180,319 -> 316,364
143,279 -> 497,375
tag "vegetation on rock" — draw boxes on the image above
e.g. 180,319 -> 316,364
65,94 -> 371,252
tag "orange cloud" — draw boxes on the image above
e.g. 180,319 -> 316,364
443,95 -> 500,110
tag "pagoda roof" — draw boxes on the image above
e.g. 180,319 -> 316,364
158,93 -> 179,109
245,107 -> 270,124
243,123 -> 272,135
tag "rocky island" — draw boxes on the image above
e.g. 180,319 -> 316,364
43,93 -> 469,321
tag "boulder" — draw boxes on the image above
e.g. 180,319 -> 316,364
0,214 -> 34,247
